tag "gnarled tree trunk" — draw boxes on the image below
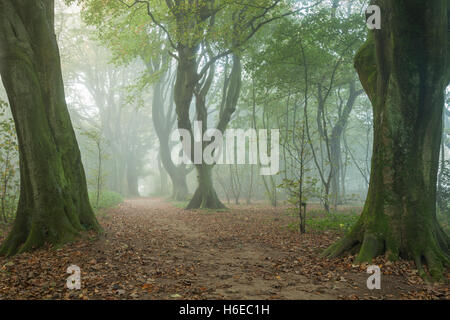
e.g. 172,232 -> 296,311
325,0 -> 449,279
0,0 -> 100,256
146,54 -> 190,201
186,165 -> 226,209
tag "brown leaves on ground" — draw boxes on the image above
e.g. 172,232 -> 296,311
0,198 -> 448,300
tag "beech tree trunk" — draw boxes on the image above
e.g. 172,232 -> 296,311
170,170 -> 189,201
174,45 -> 231,210
126,153 -> 140,197
330,81 -> 362,209
158,129 -> 189,201
325,0 -> 449,279
329,135 -> 342,210
0,0 -> 100,256
146,55 -> 190,201
186,165 -> 226,210
157,153 -> 169,195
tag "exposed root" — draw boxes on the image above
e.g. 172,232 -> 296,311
0,206 -> 101,257
186,187 -> 227,210
323,224 -> 450,282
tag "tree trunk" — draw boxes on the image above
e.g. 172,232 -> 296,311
330,82 -> 362,210
438,113 -> 446,213
159,134 -> 189,201
150,65 -> 189,201
186,165 -> 226,210
0,0 -> 100,256
171,171 -> 189,201
157,153 -> 169,195
246,165 -> 254,205
173,46 -> 236,210
126,153 -> 140,197
330,136 -> 341,210
325,0 -> 449,279
96,142 -> 102,208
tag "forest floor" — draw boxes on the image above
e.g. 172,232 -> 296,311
0,198 -> 448,300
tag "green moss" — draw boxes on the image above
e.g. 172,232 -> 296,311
354,32 -> 377,103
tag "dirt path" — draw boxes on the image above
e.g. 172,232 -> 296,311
125,199 -> 335,299
0,198 -> 448,300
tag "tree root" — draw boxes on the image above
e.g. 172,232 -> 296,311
0,206 -> 101,257
322,223 -> 450,282
186,187 -> 227,210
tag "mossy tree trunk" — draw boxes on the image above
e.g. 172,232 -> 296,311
0,0 -> 101,256
325,0 -> 450,279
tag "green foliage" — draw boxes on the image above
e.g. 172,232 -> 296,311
170,201 -> 189,209
279,176 -> 320,207
80,126 -> 109,208
0,99 -> 19,223
89,190 -> 123,212
287,209 -> 360,233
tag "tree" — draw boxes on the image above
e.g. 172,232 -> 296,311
121,0 -> 296,209
437,160 -> 450,217
81,126 -> 108,209
0,0 -> 100,256
245,8 -> 366,212
145,51 -> 191,200
328,80 -> 364,209
0,99 -> 19,223
325,0 -> 449,279
438,90 -> 450,213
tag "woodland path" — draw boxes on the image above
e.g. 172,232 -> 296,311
0,198 -> 448,300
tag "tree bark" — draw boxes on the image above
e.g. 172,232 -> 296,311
156,116 -> 189,201
186,165 -> 226,209
126,153 -> 140,197
325,0 -> 449,279
158,127 -> 189,200
174,45 -> 241,209
157,153 -> 169,195
330,81 -> 362,209
146,54 -> 190,201
0,0 -> 100,256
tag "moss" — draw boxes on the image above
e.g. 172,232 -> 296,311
354,32 -> 377,103
324,0 -> 450,279
0,2 -> 101,257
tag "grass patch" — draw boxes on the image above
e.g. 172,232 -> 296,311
170,200 -> 189,209
89,190 -> 124,213
287,209 -> 360,233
